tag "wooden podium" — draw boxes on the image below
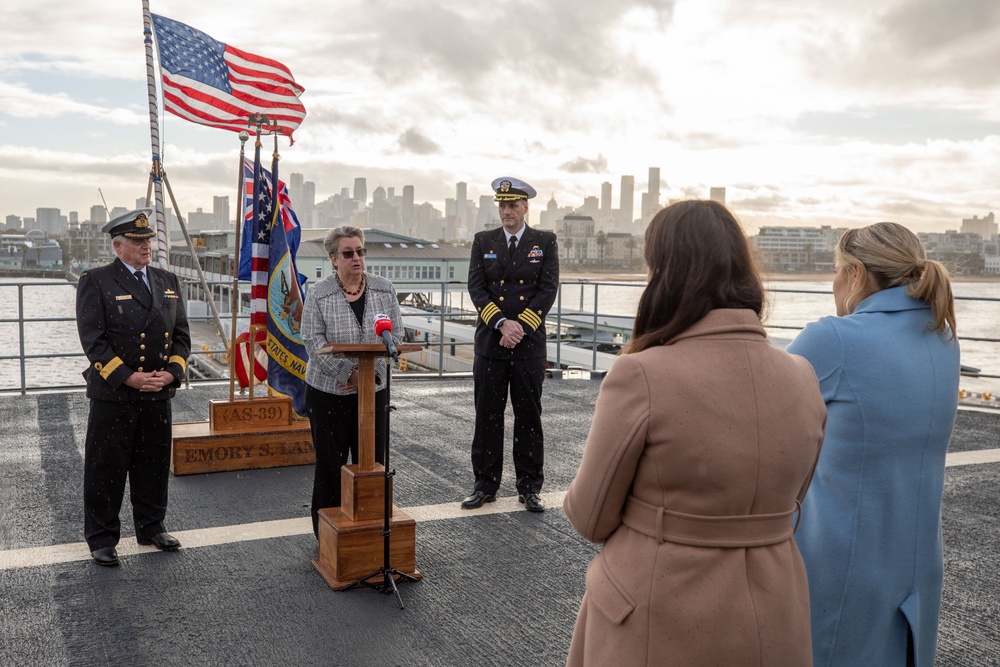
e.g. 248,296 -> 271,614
311,342 -> 423,590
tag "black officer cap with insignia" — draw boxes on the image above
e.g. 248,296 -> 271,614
492,176 -> 537,202
102,208 -> 156,239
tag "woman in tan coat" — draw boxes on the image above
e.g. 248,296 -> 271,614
564,200 -> 827,666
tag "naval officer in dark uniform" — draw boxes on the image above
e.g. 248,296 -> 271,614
76,208 -> 191,566
461,177 -> 559,512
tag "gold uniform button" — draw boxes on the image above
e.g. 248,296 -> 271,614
140,344 -> 145,350
164,344 -> 169,349
500,280 -> 505,285
139,356 -> 145,362
499,296 -> 504,301
520,296 -> 525,301
137,367 -> 144,372
164,333 -> 169,338
140,333 -> 146,339
520,280 -> 524,284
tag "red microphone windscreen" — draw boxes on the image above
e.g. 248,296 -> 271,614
373,314 -> 392,336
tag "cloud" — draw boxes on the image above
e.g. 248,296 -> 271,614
796,105 -> 1000,144
559,154 -> 608,173
342,0 -> 677,98
0,82 -> 145,124
397,127 -> 441,155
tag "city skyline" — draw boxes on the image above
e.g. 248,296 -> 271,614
3,1 -> 1000,234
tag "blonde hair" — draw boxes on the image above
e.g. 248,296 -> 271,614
836,222 -> 956,338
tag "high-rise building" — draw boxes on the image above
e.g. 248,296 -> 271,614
402,185 -> 415,229
619,175 -> 635,227
353,177 -> 367,205
647,167 -> 660,212
213,196 -> 230,228
456,182 -> 468,230
962,212 -> 997,240
34,208 -> 61,234
600,182 -> 613,221
302,181 -> 316,226
476,194 -> 498,231
290,173 -> 305,211
90,205 -> 108,225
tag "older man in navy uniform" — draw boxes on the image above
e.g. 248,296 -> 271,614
461,177 -> 559,512
76,208 -> 190,566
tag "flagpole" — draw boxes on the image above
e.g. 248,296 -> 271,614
141,0 -> 168,268
229,131 -> 249,402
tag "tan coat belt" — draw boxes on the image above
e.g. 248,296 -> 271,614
621,495 -> 797,547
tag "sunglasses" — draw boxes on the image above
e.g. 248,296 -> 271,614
337,248 -> 367,258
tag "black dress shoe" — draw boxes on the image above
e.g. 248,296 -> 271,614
137,532 -> 181,551
519,492 -> 545,512
91,547 -> 119,567
460,490 -> 495,509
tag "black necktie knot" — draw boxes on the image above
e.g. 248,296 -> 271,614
508,236 -> 517,253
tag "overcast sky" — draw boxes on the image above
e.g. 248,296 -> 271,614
2,0 -> 1000,234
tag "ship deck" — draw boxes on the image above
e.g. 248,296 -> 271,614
1,379 -> 998,666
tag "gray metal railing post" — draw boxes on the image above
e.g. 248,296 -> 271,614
18,285 -> 26,395
555,286 -> 562,369
438,281 -> 446,377
592,283 -> 599,370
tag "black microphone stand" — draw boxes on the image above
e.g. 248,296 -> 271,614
339,351 -> 418,609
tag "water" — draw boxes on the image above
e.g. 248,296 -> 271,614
548,278 -> 1000,395
3,277 -> 999,394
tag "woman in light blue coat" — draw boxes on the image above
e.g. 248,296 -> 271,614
788,222 -> 960,666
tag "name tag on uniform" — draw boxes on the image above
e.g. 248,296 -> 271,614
115,294 -> 133,301
484,252 -> 497,259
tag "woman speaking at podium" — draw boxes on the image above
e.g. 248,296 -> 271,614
300,226 -> 403,538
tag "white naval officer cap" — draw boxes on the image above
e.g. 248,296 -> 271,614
103,208 -> 156,239
492,177 -> 537,202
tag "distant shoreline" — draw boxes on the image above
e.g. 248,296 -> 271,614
561,271 -> 999,284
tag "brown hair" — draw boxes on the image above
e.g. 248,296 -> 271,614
837,222 -> 956,338
625,200 -> 765,354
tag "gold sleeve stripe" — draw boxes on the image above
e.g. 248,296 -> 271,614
169,355 -> 187,371
99,357 -> 124,380
481,302 -> 501,324
518,310 -> 542,331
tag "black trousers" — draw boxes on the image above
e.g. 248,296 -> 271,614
306,384 -> 387,537
471,354 -> 545,496
83,398 -> 172,550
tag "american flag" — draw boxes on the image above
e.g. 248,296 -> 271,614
151,14 -> 306,140
248,142 -> 273,325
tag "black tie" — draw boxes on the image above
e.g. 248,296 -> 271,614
509,236 -> 517,254
134,270 -> 150,294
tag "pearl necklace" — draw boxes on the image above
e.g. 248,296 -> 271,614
337,273 -> 365,296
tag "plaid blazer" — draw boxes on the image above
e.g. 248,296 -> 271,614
301,272 -> 403,395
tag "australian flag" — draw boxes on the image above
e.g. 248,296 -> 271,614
246,140 -> 308,415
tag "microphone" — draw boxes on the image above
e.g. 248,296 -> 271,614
373,313 -> 399,362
